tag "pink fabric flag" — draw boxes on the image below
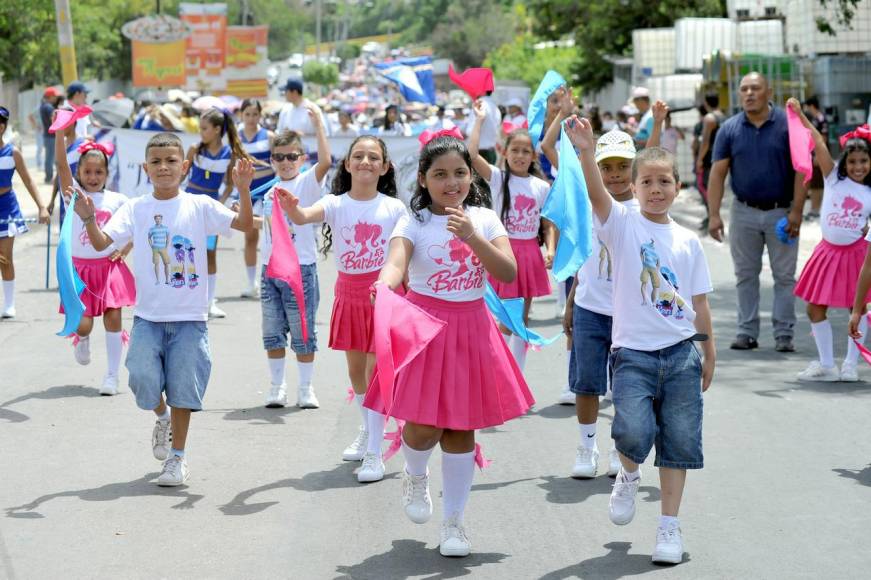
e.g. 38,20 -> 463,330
265,196 -> 308,342
448,65 -> 494,100
373,285 -> 446,417
853,339 -> 871,366
49,105 -> 93,134
787,106 -> 815,185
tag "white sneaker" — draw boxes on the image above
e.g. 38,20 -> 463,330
240,284 -> 259,298
208,300 -> 227,319
74,336 -> 91,366
342,428 -> 368,461
840,361 -> 859,382
297,385 -> 320,409
1,306 -> 15,319
402,470 -> 433,524
357,452 -> 385,483
558,385 -> 576,405
157,455 -> 190,486
607,448 -> 621,477
609,468 -> 641,525
265,383 -> 287,408
439,514 -> 471,557
652,523 -> 684,564
571,446 -> 598,478
152,419 -> 172,461
796,361 -> 839,382
99,374 -> 120,396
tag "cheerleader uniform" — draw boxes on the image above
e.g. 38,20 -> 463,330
486,165 -> 552,299
186,145 -> 231,250
240,127 -> 275,205
0,144 -> 27,238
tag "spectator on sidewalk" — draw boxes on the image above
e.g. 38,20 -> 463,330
277,79 -> 330,136
39,87 -> 59,184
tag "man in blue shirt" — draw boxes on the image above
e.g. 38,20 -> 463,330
707,72 -> 806,352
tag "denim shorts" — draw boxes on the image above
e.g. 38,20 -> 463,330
261,263 -> 319,354
125,317 -> 211,411
609,340 -> 704,469
569,305 -> 612,396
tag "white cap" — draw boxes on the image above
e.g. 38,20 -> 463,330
631,86 -> 650,99
595,129 -> 637,163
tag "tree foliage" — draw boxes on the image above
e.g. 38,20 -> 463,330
816,0 -> 864,34
302,60 -> 339,86
430,0 -> 517,70
483,34 -> 577,88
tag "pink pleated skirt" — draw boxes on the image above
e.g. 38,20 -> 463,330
364,291 -> 535,431
488,237 -> 551,299
59,256 -> 137,317
795,237 -> 870,308
329,270 -> 380,353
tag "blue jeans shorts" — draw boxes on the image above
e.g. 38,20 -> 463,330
609,340 -> 704,469
261,263 -> 319,354
126,317 -> 212,411
569,305 -> 612,396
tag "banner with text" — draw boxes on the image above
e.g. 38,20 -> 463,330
132,40 -> 187,87
179,2 -> 228,92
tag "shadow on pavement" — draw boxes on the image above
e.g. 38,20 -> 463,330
530,404 -> 576,420
0,407 -> 29,423
219,405 -> 304,424
537,475 -> 660,506
833,464 -> 871,487
753,380 -> 871,398
1,384 -> 101,408
6,473 -> 204,518
540,541 -> 689,579
469,477 -> 538,493
334,539 -> 508,579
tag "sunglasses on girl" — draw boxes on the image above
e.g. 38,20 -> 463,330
272,152 -> 304,162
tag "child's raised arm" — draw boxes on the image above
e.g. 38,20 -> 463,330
647,100 -> 669,149
308,104 -> 332,182
541,89 -> 576,171
54,123 -> 76,198
275,186 -> 326,225
230,158 -> 254,233
787,98 -> 834,176
564,116 -> 612,224
468,101 -> 492,180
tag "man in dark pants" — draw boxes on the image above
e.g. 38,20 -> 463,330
707,72 -> 806,353
39,87 -> 59,183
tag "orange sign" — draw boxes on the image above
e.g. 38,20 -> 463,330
132,40 -> 186,87
226,26 -> 268,69
179,3 -> 227,89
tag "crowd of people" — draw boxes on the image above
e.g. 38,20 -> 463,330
1,66 -> 870,567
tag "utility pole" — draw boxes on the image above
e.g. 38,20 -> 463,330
316,0 -> 322,59
53,0 -> 78,85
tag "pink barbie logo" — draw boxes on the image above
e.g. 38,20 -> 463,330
340,222 -> 386,270
79,208 -> 112,245
505,193 -> 540,234
826,195 -> 864,231
425,237 -> 483,293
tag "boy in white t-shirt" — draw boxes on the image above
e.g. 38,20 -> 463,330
74,132 -> 255,487
565,117 -> 715,565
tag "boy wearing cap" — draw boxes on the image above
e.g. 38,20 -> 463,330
631,87 -> 654,148
67,82 -> 92,139
562,129 -> 639,479
277,79 -> 330,136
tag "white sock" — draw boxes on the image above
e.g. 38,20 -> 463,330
811,320 -> 834,368
366,411 -> 386,457
845,315 -> 868,365
2,280 -> 13,311
556,283 -> 567,311
297,361 -> 314,386
246,265 -> 257,287
156,408 -> 170,422
659,515 -> 679,529
208,274 -> 217,304
402,437 -> 435,476
442,450 -> 475,524
509,335 -> 528,371
622,467 -> 640,481
579,422 -> 597,450
268,357 -> 285,385
354,394 -> 368,428
105,331 -> 123,377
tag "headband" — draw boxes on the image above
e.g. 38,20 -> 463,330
78,140 -> 115,159
417,126 -> 464,149
840,124 -> 871,148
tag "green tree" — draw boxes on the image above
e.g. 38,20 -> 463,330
483,34 -> 577,88
430,0 -> 517,69
302,60 -> 339,87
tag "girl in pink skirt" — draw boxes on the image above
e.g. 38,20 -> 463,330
364,135 -> 534,558
276,136 -> 407,482
55,124 -> 136,395
468,100 -> 556,370
789,99 -> 871,382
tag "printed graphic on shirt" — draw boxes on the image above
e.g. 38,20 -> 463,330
426,237 -> 484,293
170,235 -> 199,289
639,239 -> 686,319
339,222 -> 386,271
506,194 -> 540,235
826,194 -> 864,231
79,208 -> 112,246
598,238 -> 612,281
148,215 -> 171,285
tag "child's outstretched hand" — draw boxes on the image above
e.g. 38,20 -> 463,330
445,206 -> 476,241
71,187 -> 94,219
473,100 -> 487,120
559,88 -> 576,116
233,158 -> 255,191
564,115 -> 594,151
305,103 -> 322,127
849,311 -> 866,339
274,186 -> 302,218
652,100 -> 669,123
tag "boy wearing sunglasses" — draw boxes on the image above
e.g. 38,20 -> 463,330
257,112 -> 331,409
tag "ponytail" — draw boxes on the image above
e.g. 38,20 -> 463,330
199,107 -> 255,163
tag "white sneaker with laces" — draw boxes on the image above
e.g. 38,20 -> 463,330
558,385 -> 576,405
157,455 -> 189,486
609,468 -> 641,525
100,374 -> 120,396
439,514 -> 471,557
401,470 -> 432,524
265,383 -> 287,408
74,336 -> 91,365
152,419 -> 172,461
607,448 -> 621,477
208,300 -> 227,319
357,452 -> 385,483
796,361 -> 839,382
1,306 -> 15,319
571,446 -> 598,478
652,523 -> 684,564
840,361 -> 859,382
342,428 -> 368,461
297,385 -> 320,409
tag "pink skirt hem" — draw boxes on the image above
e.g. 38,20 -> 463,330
59,256 -> 136,317
795,238 -> 870,308
329,270 -> 380,353
488,237 -> 551,299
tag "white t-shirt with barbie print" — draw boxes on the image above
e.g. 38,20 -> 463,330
104,192 -> 235,322
392,206 -> 508,302
66,190 -> 128,259
598,202 -> 712,351
819,169 -> 871,246
314,192 -> 407,273
487,166 -> 551,240
260,168 -> 326,266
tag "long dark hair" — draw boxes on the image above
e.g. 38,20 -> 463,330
499,129 -> 545,223
384,105 -> 400,131
411,136 -> 491,222
199,108 -> 254,164
837,138 -> 871,186
321,135 -> 398,256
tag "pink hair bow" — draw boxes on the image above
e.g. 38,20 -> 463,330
840,124 -> 871,148
78,140 -> 115,158
49,105 -> 93,134
418,126 -> 465,149
501,119 -> 528,134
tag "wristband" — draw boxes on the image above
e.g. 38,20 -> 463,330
82,214 -> 96,225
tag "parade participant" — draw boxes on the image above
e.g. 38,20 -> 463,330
566,116 -> 715,565
363,134 -> 534,558
238,99 -> 276,298
469,100 -> 554,372
0,106 -> 50,318
789,100 -> 871,382
55,125 -> 135,395
276,136 -> 407,483
74,132 -> 254,486
185,107 -> 253,318
258,117 -> 330,409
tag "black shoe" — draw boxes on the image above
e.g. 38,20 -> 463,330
730,335 -> 759,350
775,337 -> 795,352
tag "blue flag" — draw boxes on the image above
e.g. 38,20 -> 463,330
541,125 -> 593,281
57,193 -> 86,337
374,57 -> 436,105
250,177 -> 279,199
484,282 -> 561,347
527,70 -> 566,150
